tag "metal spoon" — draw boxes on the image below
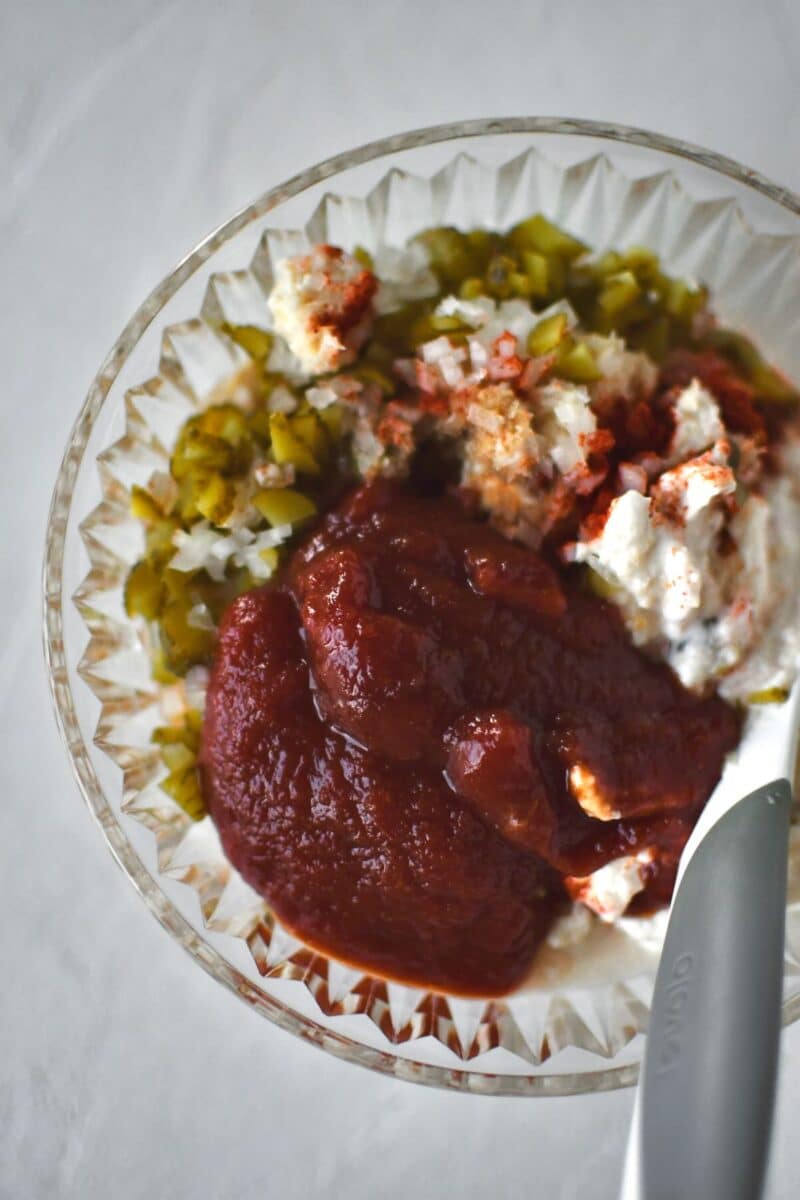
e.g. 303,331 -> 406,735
621,682 -> 800,1199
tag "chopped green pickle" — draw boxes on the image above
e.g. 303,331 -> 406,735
544,254 -> 567,299
747,687 -> 789,705
160,600 -> 216,673
751,365 -> 797,403
253,488 -> 317,527
269,413 -> 320,475
353,245 -> 374,270
221,323 -> 273,362
583,567 -> 619,600
413,227 -> 482,289
172,429 -> 231,479
195,474 -> 235,524
459,277 -> 484,300
520,251 -> 549,297
465,228 -> 501,256
620,245 -> 661,280
317,403 -> 344,440
664,277 -> 704,321
150,650 -> 181,686
129,484 -> 164,523
160,766 -> 206,821
527,312 -> 570,357
372,300 -> 437,354
507,213 -> 587,261
153,709 -> 206,820
159,742 -> 196,773
707,328 -> 761,372
556,341 -> 602,383
145,517 -> 180,565
161,568 -> 192,603
590,250 -> 625,279
247,409 -> 273,445
125,561 -> 163,620
260,547 -> 280,574
202,403 -> 250,444
411,313 -> 471,345
708,330 -> 798,403
351,363 -> 395,393
597,270 -> 641,318
508,271 -> 532,298
427,313 -> 471,335
291,412 -> 330,463
484,254 -> 519,300
171,407 -> 253,482
153,713 -> 201,749
630,315 -> 671,362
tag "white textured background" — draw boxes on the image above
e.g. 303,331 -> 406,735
3,1 -> 800,1196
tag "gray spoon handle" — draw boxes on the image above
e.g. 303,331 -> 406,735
639,779 -> 792,1200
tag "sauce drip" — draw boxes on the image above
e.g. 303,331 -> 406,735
202,480 -> 740,995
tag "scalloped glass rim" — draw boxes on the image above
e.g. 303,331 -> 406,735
43,117 -> 800,1097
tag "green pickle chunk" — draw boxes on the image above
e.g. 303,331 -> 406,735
413,227 -> 484,289
507,214 -> 587,261
747,687 -> 789,705
269,413 -> 321,475
597,271 -> 641,319
556,340 -> 602,383
520,251 -> 549,297
130,484 -> 165,523
253,488 -> 317,527
153,713 -> 205,820
707,330 -> 798,403
194,475 -> 236,524
160,765 -> 206,821
527,312 -> 570,357
221,323 -> 273,362
125,560 -> 163,620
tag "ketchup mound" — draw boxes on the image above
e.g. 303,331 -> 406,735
202,480 -> 740,996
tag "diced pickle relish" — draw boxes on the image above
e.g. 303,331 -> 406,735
220,322 -> 273,362
152,713 -> 205,821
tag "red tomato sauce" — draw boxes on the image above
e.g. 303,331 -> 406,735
201,479 -> 740,996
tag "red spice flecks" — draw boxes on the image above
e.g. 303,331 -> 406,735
518,352 -> 558,393
539,478 -> 583,539
307,246 -> 377,339
486,331 -> 525,382
414,358 -> 443,397
571,428 -> 636,540
376,410 -> 415,453
579,485 -> 619,541
591,384 -> 674,461
583,428 -> 616,456
660,350 -> 766,441
567,429 -> 615,495
416,390 -> 451,417
650,441 -> 734,530
385,335 -> 775,554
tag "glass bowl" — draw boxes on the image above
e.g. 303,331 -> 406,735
43,118 -> 800,1096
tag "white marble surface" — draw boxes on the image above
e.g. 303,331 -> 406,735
3,1 -> 800,1195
